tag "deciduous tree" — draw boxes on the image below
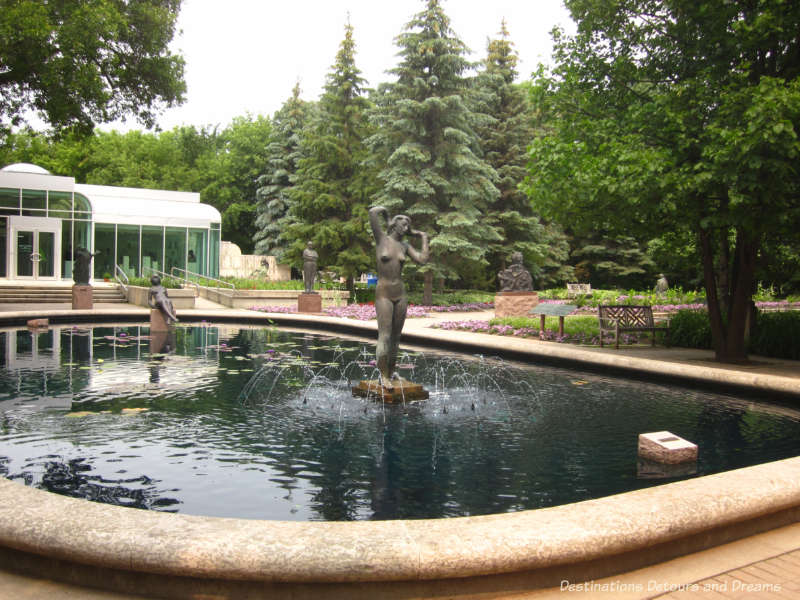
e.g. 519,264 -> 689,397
0,0 -> 186,134
526,0 -> 800,362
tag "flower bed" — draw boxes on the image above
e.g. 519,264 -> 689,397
538,299 -> 800,314
249,302 -> 493,321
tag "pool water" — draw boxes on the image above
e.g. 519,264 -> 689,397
0,324 -> 798,521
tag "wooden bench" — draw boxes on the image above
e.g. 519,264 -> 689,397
598,305 -> 669,349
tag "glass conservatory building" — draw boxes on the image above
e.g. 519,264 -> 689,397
0,164 -> 221,282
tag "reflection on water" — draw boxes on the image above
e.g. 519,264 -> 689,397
0,324 -> 799,521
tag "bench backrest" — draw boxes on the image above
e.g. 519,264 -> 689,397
598,305 -> 655,328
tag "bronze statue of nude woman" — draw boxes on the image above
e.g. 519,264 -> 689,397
369,206 -> 429,383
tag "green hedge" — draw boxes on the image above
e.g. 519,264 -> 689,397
669,309 -> 800,360
750,311 -> 800,360
127,276 -> 182,289
668,310 -> 714,349
406,290 -> 495,306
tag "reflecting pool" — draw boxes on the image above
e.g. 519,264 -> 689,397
0,324 -> 798,521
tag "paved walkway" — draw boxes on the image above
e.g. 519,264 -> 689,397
0,301 -> 798,599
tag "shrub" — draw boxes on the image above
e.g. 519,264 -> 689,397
352,285 -> 376,304
750,311 -> 800,360
407,290 -> 495,306
668,310 -> 713,349
127,276 -> 182,289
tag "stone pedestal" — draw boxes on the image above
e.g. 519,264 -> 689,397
638,431 -> 698,464
297,292 -> 322,313
493,291 -> 539,318
150,309 -> 170,333
72,285 -> 93,310
149,329 -> 175,355
352,378 -> 429,403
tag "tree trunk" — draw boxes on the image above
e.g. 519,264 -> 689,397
699,227 -> 758,363
423,271 -> 433,306
718,228 -> 731,316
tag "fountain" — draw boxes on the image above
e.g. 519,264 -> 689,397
0,318 -> 799,597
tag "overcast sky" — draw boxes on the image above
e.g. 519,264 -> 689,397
121,0 -> 574,132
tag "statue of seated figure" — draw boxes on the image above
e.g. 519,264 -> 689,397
498,252 -> 533,292
148,275 -> 178,324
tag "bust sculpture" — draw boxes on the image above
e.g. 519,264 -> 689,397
302,241 -> 318,294
148,275 -> 178,324
498,252 -> 533,292
72,247 -> 97,285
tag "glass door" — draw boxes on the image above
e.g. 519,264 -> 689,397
10,217 -> 61,280
16,230 -> 34,277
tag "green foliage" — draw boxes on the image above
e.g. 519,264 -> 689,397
254,84 -> 311,258
351,285 -> 376,305
406,289 -> 495,306
197,115 -> 273,254
1,117 -> 270,254
127,276 -> 181,289
0,0 -> 185,134
571,234 -> 656,290
282,22 -> 377,289
750,312 -> 800,360
472,21 -> 572,288
670,309 -> 800,360
367,0 -> 500,298
525,0 -> 800,361
538,286 -> 706,308
490,315 -> 599,338
668,310 -> 714,350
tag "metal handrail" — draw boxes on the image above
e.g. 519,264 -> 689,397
113,264 -> 130,299
170,267 -> 235,296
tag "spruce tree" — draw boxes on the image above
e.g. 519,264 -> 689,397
253,84 -> 310,258
283,21 -> 376,291
475,21 -> 572,288
367,0 -> 500,303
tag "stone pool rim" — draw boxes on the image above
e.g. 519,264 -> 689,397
1,307 -> 799,597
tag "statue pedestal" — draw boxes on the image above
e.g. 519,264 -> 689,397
149,329 -> 175,354
72,285 -> 93,310
297,292 -> 322,313
493,291 -> 539,318
150,309 -> 170,333
352,378 -> 429,403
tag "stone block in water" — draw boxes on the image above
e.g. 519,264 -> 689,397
638,431 -> 697,464
352,378 -> 429,402
637,457 -> 697,479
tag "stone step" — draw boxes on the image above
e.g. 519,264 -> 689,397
0,285 -> 126,304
